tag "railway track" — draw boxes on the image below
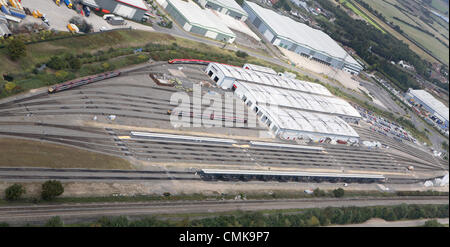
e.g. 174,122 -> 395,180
0,123 -> 442,173
0,167 -> 199,181
353,125 -> 447,168
0,67 -> 446,183
0,196 -> 447,225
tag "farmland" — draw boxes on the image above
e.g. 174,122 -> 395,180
358,0 -> 449,65
339,0 -> 386,33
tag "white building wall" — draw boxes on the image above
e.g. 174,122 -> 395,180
205,63 -> 230,88
263,28 -> 274,41
205,30 -> 218,40
183,22 -> 192,31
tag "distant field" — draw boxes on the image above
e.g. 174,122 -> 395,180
358,0 -> 448,65
349,0 -> 440,64
0,138 -> 134,169
397,21 -> 449,65
431,0 -> 449,15
339,0 -> 386,33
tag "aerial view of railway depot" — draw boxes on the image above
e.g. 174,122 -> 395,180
0,0 -> 448,228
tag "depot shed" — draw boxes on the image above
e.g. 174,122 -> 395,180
160,0 -> 236,43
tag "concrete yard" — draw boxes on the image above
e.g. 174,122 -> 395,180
20,0 -> 154,33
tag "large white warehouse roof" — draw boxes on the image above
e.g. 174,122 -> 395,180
263,105 -> 360,138
237,81 -> 361,118
212,63 -> 332,96
244,1 -> 360,68
206,0 -> 248,16
167,0 -> 235,37
244,63 -> 277,74
409,89 -> 449,121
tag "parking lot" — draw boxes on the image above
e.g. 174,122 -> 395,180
20,0 -> 154,33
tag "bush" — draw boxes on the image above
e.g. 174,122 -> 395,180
423,219 -> 445,227
47,56 -> 68,70
41,180 -> 64,200
313,188 -> 326,197
67,56 -> 81,70
5,184 -> 26,201
6,39 -> 27,61
44,216 -> 64,227
4,82 -> 17,93
332,188 -> 345,198
235,50 -> 248,58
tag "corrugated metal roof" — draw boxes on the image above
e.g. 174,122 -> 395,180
206,0 -> 248,16
409,89 -> 449,121
212,63 -> 332,96
237,81 -> 361,118
243,63 -> 277,74
244,1 -> 361,69
167,0 -> 235,37
263,105 -> 360,138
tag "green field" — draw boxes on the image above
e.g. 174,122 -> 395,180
359,0 -> 449,65
431,0 -> 449,16
340,0 -> 386,33
0,138 -> 133,169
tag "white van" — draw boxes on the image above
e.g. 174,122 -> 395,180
103,14 -> 115,20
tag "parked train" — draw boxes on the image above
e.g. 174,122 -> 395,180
168,59 -> 240,67
48,71 -> 121,93
198,169 -> 386,184
168,59 -> 213,65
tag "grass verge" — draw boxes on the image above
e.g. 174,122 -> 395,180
0,138 -> 133,169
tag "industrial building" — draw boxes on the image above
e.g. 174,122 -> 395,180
160,0 -> 236,43
242,1 -> 363,74
405,89 -> 449,127
198,0 -> 248,21
243,63 -> 277,75
205,62 -> 361,142
81,0 -> 148,21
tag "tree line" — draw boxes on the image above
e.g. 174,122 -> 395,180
65,203 -> 448,227
317,0 -> 432,92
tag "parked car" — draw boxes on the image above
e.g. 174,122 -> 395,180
83,5 -> 90,17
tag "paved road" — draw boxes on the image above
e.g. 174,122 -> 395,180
0,197 -> 447,226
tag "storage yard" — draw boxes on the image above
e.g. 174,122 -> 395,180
1,0 -> 154,34
0,61 -> 447,188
